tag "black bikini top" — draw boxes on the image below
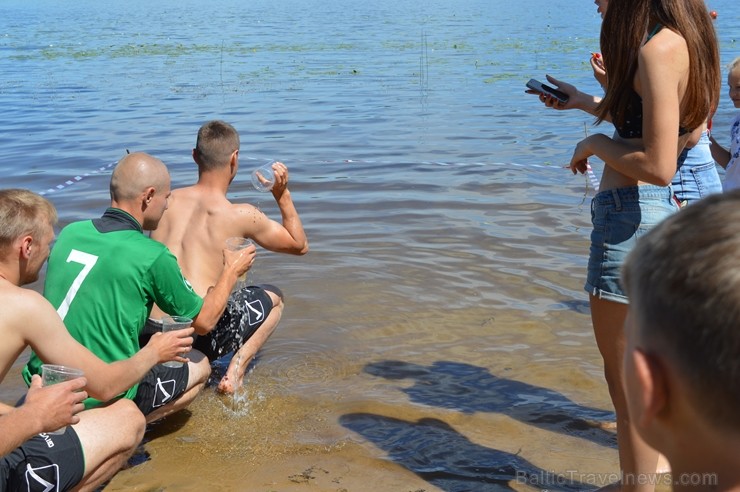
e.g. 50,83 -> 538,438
612,24 -> 690,139
614,90 -> 690,139
613,90 -> 645,139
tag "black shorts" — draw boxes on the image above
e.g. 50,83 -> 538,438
0,426 -> 85,491
192,285 -> 274,361
133,363 -> 190,415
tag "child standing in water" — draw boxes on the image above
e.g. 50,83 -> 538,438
710,57 -> 740,191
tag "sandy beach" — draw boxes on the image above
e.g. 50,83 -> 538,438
1,0 -> 737,489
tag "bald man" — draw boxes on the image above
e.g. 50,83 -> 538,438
23,153 -> 254,423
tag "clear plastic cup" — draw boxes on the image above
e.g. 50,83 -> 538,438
225,237 -> 253,251
41,364 -> 84,434
225,237 -> 253,289
251,162 -> 276,192
161,316 -> 192,368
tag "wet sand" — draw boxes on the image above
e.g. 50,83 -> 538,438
2,0 -> 737,488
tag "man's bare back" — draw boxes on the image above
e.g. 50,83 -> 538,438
150,157 -> 307,304
151,185 -> 268,298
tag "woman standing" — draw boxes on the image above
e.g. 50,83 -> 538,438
534,0 -> 722,207
561,0 -> 719,489
588,0 -> 722,206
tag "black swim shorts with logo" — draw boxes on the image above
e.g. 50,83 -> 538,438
0,426 -> 85,491
193,285 -> 274,361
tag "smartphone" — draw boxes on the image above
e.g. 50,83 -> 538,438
526,78 -> 569,104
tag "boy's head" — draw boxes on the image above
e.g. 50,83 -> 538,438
0,189 -> 57,255
193,120 -> 240,171
0,189 -> 57,283
622,191 -> 740,454
729,56 -> 740,109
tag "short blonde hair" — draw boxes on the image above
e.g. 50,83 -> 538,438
0,189 -> 57,255
729,56 -> 740,71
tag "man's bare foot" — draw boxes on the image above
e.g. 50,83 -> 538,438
216,346 -> 258,394
216,353 -> 252,394
216,373 -> 240,394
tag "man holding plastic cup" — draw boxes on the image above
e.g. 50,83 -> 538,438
22,152 -> 253,423
0,189 -> 194,491
150,120 -> 309,394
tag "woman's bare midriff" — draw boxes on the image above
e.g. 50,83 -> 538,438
598,132 -> 644,192
597,129 -> 694,192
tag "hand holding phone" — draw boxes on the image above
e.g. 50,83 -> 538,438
526,78 -> 569,104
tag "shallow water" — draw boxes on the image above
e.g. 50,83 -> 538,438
1,0 -> 738,490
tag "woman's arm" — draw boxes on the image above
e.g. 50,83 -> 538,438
571,30 -> 688,185
591,52 -> 607,89
526,75 -> 606,118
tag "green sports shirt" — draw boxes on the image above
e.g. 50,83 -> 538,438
22,208 -> 204,407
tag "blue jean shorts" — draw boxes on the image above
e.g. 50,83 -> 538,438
585,185 -> 678,304
672,131 -> 722,204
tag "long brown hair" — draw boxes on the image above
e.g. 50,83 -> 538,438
596,0 -> 720,131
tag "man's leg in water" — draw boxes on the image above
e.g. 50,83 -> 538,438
145,350 -> 211,424
218,290 -> 283,394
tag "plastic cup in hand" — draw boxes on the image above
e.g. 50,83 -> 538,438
251,162 -> 276,192
161,316 -> 192,368
41,364 -> 84,435
225,237 -> 253,251
225,237 -> 253,289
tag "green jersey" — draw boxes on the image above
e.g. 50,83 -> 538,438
23,208 -> 203,407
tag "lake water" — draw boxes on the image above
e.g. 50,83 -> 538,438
1,0 -> 738,490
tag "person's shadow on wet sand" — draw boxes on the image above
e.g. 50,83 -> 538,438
339,413 -> 589,491
364,360 -> 616,448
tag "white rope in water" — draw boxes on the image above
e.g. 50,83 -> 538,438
39,162 -> 116,196
581,124 -> 601,193
586,163 -> 600,193
35,157 -> 594,197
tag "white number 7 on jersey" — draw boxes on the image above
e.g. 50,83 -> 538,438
56,249 -> 99,321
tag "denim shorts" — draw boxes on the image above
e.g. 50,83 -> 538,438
672,132 -> 722,204
585,185 -> 678,304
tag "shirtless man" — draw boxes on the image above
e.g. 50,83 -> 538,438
150,120 -> 308,393
22,153 -> 253,420
0,188 -> 192,491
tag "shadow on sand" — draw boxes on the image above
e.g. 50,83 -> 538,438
339,413 -> 589,491
338,360 -> 615,490
364,360 -> 615,447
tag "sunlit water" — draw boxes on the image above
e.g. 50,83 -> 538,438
1,0 -> 738,490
